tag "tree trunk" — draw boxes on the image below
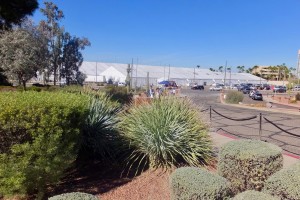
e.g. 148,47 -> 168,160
22,80 -> 26,91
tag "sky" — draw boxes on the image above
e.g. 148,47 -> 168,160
31,0 -> 300,71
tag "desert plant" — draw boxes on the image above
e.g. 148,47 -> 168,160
225,91 -> 244,104
170,167 -> 231,200
0,91 -> 89,199
118,96 -> 213,173
232,190 -> 279,200
218,140 -> 283,194
80,93 -> 121,161
48,192 -> 98,200
263,162 -> 300,200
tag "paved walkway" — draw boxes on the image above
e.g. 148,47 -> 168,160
212,92 -> 300,168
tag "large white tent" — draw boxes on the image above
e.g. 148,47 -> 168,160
80,61 -> 266,86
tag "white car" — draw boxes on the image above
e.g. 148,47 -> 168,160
209,85 -> 223,91
117,82 -> 126,87
293,85 -> 300,91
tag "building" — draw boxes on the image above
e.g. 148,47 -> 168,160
80,61 -> 266,87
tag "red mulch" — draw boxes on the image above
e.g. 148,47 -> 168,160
45,160 -> 217,200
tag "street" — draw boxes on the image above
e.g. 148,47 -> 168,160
181,88 -> 300,156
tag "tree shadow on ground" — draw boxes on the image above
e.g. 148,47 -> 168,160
45,160 -> 147,199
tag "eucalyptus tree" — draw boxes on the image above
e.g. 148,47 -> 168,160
0,0 -> 38,30
61,32 -> 90,85
38,1 -> 64,85
0,27 -> 48,89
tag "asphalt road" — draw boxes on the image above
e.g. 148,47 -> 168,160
181,88 -> 300,156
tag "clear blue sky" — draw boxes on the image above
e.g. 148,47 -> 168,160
32,0 -> 300,70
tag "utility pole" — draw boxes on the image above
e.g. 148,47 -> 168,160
135,58 -> 138,93
131,58 -> 134,90
193,67 -> 196,83
168,64 -> 171,80
297,50 -> 300,84
224,61 -> 227,86
96,62 -> 98,83
164,65 -> 166,80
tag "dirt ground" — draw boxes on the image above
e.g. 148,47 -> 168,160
45,159 -> 217,200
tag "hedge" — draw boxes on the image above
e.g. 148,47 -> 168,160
48,192 -> 98,200
263,162 -> 300,200
232,190 -> 279,200
170,167 -> 231,200
218,140 -> 283,194
0,91 -> 89,199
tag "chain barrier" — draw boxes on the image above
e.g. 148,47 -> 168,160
263,117 -> 300,138
200,108 -> 209,112
212,109 -> 258,121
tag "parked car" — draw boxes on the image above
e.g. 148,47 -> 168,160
249,90 -> 257,98
273,86 -> 286,93
209,85 -> 223,91
293,85 -> 300,91
262,84 -> 271,90
117,82 -> 126,87
191,85 -> 204,90
242,86 -> 251,94
252,91 -> 263,100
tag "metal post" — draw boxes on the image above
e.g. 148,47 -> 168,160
210,106 -> 212,122
259,113 -> 262,140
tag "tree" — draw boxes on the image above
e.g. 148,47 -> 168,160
39,1 -> 64,85
209,68 -> 215,72
0,0 -> 38,29
61,32 -> 90,85
237,66 -> 245,73
0,27 -> 48,89
218,66 -> 223,72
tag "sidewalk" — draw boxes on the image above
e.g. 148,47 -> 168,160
210,131 -> 299,169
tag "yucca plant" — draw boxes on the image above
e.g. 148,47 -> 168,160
118,96 -> 213,173
80,93 -> 121,161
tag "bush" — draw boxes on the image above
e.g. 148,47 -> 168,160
49,192 -> 98,200
232,190 -> 279,200
170,167 -> 231,200
104,85 -> 132,104
218,140 -> 283,194
118,97 -> 213,173
225,91 -> 244,104
263,162 -> 300,200
0,91 -> 89,199
80,93 -> 121,161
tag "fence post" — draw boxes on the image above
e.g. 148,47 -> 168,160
210,106 -> 212,122
259,113 -> 262,140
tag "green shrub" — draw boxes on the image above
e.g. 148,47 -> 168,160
104,85 -> 132,104
232,190 -> 279,200
263,162 -> 300,200
170,167 -> 231,200
80,93 -> 121,161
48,192 -> 98,200
118,97 -> 213,173
225,91 -> 244,104
0,91 -> 89,199
218,140 -> 283,194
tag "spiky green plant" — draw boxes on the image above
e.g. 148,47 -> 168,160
80,93 -> 121,160
118,96 -> 213,172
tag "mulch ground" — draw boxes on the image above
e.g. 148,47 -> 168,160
45,159 -> 217,200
